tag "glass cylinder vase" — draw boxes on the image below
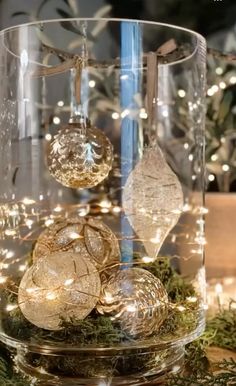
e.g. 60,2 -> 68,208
0,18 -> 206,385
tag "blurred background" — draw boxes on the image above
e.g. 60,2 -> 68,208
0,0 -> 235,284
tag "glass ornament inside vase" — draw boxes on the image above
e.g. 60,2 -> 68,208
47,55 -> 113,189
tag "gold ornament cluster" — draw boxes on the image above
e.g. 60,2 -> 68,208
18,215 -> 169,335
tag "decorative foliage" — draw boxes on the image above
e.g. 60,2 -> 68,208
206,57 -> 236,192
168,303 -> 236,385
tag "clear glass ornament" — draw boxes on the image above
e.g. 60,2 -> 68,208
33,216 -> 120,278
97,267 -> 168,337
18,251 -> 101,330
123,145 -> 184,258
47,117 -> 113,189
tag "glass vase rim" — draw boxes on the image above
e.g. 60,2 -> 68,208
0,17 -> 206,67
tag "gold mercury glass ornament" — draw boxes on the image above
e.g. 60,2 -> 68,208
97,267 -> 168,338
33,216 -> 121,280
47,115 -> 113,189
18,251 -> 101,330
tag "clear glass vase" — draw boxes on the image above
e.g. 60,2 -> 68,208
0,18 -> 206,385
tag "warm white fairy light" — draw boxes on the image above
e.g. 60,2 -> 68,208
138,207 -> 146,214
39,194 -> 44,201
45,133 -> 52,141
211,154 -> 218,161
112,206 -> 121,214
53,116 -> 61,125
188,154 -> 193,161
111,112 -> 120,120
46,291 -> 58,301
6,251 -> 14,259
0,276 -> 7,284
120,74 -> 129,80
78,206 -> 90,217
183,142 -> 189,149
142,256 -> 156,264
219,81 -> 226,89
101,207 -> 109,214
25,219 -> 34,229
57,100 -> 64,107
139,108 -> 148,119
172,208 -> 182,215
121,109 -> 130,118
5,229 -> 17,236
215,67 -> 223,75
89,80 -> 96,88
230,76 -> 236,85
68,231 -> 81,240
198,206 -> 209,214
208,174 -> 215,181
9,208 -> 19,216
192,175 -> 197,181
172,365 -> 181,373
19,264 -> 27,272
162,108 -> 169,118
64,278 -> 74,286
211,85 -> 219,93
182,203 -> 192,212
6,304 -> 18,312
45,218 -> 54,227
177,305 -> 186,312
222,164 -> 230,172
100,199 -> 112,209
186,296 -> 197,303
207,277 -> 236,313
54,205 -> 62,212
126,304 -> 137,313
104,292 -> 114,304
22,197 -> 35,205
207,88 -> 214,97
178,89 -> 186,98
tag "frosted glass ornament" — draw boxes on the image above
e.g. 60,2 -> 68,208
97,267 -> 168,337
18,251 -> 101,330
33,217 -> 120,278
123,146 -> 183,258
47,119 -> 113,189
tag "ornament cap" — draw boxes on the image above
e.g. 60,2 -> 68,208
69,114 -> 91,128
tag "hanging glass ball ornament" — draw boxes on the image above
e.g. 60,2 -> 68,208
47,116 -> 113,189
97,267 -> 168,338
18,251 -> 101,330
33,216 -> 120,279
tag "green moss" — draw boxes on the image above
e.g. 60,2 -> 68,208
143,257 -> 196,302
1,256 -> 201,381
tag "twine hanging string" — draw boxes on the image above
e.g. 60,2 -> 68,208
146,39 -> 178,143
28,40 -> 236,87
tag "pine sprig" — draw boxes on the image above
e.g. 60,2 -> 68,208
206,303 -> 236,351
168,305 -> 236,386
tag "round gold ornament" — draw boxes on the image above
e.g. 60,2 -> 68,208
47,118 -> 113,189
97,267 -> 168,338
18,251 -> 101,330
33,217 -> 120,278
